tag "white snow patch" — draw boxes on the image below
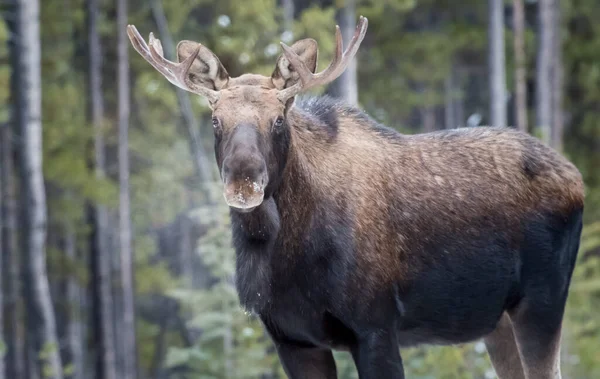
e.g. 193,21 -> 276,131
281,31 -> 294,43
235,192 -> 246,204
474,341 -> 486,354
265,43 -> 279,57
239,52 -> 250,65
217,15 -> 231,27
242,327 -> 254,337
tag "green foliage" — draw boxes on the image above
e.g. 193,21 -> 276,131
39,342 -> 59,379
563,222 -> 600,378
402,344 -> 492,379
63,364 -> 75,377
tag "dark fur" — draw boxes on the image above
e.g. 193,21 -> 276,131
297,96 -> 340,141
221,95 -> 585,379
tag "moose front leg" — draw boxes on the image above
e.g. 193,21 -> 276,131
274,341 -> 337,379
351,329 -> 405,379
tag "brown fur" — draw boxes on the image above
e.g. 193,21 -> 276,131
213,82 -> 285,135
129,22 -> 585,378
281,108 -> 584,292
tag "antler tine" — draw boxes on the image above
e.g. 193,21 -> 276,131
148,32 -> 164,56
277,16 -> 368,102
328,25 -> 344,74
126,25 -> 220,102
127,26 -> 169,78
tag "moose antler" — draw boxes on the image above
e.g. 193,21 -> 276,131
277,16 -> 368,102
126,25 -> 220,103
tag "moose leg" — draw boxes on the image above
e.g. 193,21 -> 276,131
274,341 -> 337,379
351,329 -> 404,379
506,210 -> 583,379
509,300 -> 564,379
483,312 -> 526,379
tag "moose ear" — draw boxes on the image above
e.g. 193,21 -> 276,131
177,41 -> 229,90
271,38 -> 318,90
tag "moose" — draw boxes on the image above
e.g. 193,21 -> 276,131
128,16 -> 584,379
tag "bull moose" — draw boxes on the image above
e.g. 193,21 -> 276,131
127,16 -> 584,379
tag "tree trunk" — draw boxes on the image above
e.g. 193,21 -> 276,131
149,0 -> 215,189
112,238 -> 125,376
421,105 -> 436,133
325,0 -> 358,105
444,67 -> 456,129
2,21 -> 26,378
550,0 -> 564,150
489,0 -> 507,127
455,70 -> 465,127
117,0 -> 138,377
223,318 -> 233,378
281,0 -> 295,36
15,0 -> 64,377
27,341 -> 40,379
179,216 -> 195,287
64,223 -> 85,379
150,313 -> 169,379
513,0 -> 528,132
86,0 -> 117,377
0,125 -> 4,379
536,0 -> 553,143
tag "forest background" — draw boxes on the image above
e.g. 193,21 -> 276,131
1,0 -> 599,378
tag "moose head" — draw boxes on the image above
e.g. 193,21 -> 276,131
127,17 -> 367,212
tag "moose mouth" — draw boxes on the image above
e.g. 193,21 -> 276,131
223,180 -> 265,212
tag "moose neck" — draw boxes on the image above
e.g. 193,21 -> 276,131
229,103 -> 335,312
231,103 -> 332,228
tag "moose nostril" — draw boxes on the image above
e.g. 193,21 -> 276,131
221,162 -> 231,180
258,165 -> 268,188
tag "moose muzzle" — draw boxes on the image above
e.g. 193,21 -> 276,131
223,174 -> 267,211
221,125 -> 268,212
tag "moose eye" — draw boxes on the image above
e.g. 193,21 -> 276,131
273,116 -> 284,129
212,117 -> 220,129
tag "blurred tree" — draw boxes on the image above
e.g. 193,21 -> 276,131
86,0 -> 118,377
489,0 -> 507,127
513,0 -> 528,132
117,0 -> 138,377
551,0 -> 564,150
149,0 -> 217,190
281,0 -> 295,35
117,0 -> 137,379
14,0 -> 64,376
2,15 -> 26,379
63,222 -> 85,379
444,65 -> 457,129
0,118 -> 4,379
536,0 -> 553,142
326,0 -> 359,105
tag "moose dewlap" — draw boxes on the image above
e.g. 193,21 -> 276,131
128,16 -> 584,379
